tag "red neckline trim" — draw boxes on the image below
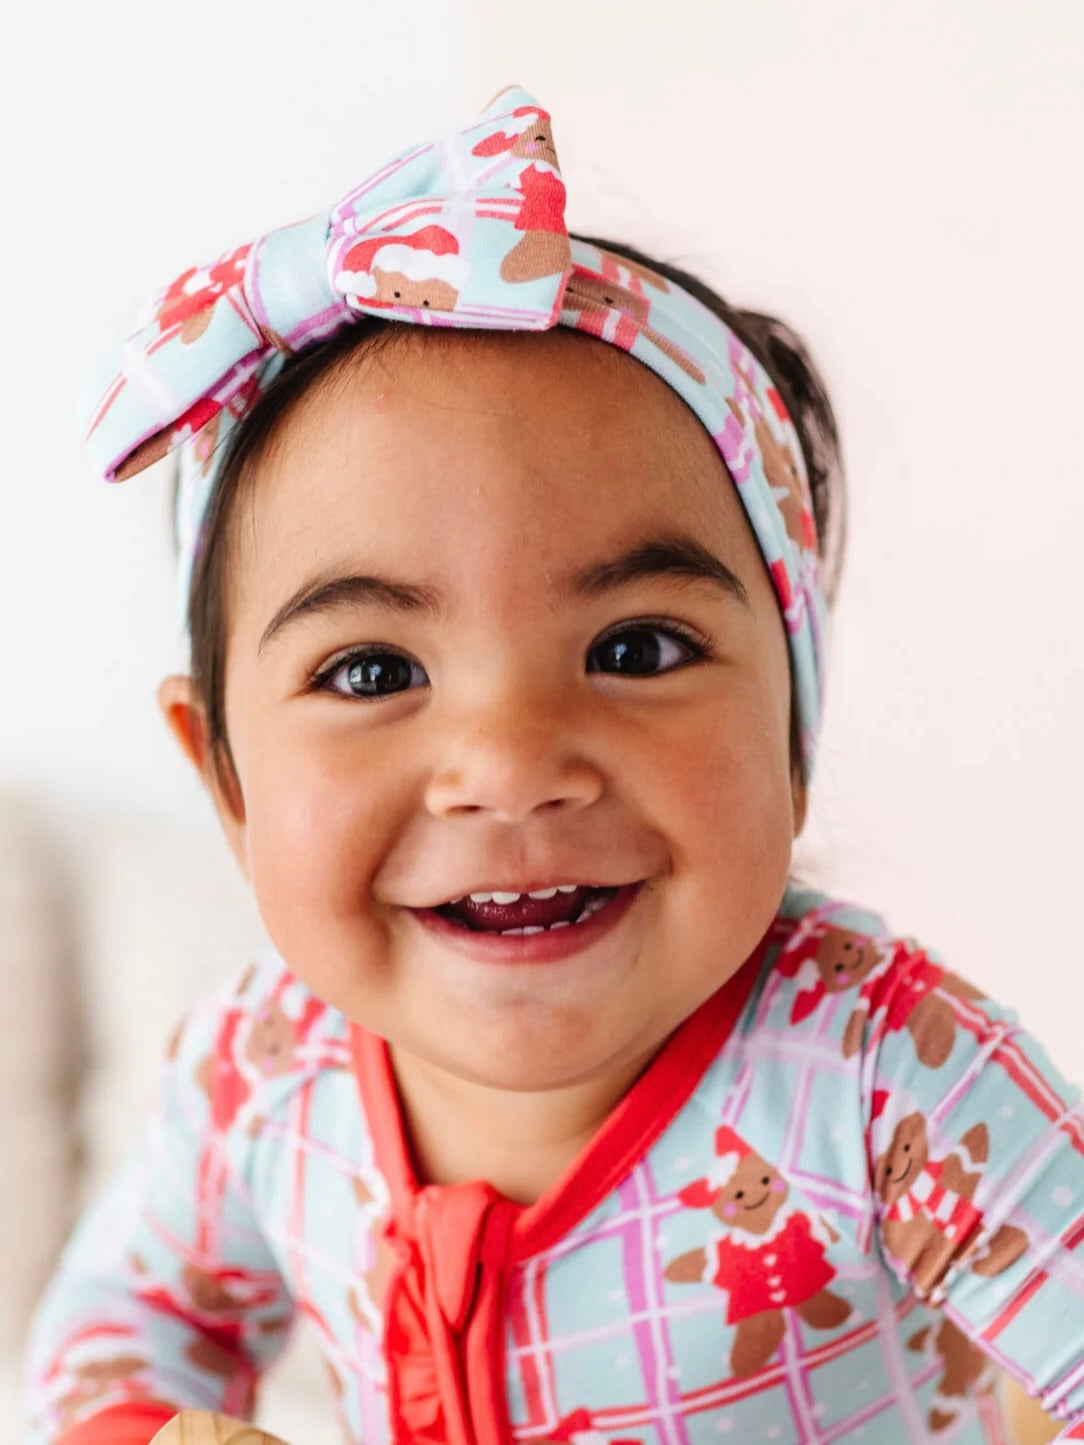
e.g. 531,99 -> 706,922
350,941 -> 766,1261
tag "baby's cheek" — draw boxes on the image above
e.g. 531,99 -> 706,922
248,755 -> 371,905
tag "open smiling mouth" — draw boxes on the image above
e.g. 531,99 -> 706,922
412,883 -> 643,962
433,885 -> 624,936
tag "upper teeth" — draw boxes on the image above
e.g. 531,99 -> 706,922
461,884 -> 581,904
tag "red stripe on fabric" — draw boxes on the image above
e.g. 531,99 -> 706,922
985,1270 -> 1049,1342
53,1400 -> 178,1445
1062,1214 -> 1084,1253
506,1258 -> 552,1430
145,323 -> 183,357
986,1209 -> 1084,1341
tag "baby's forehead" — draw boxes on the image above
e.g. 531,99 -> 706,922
289,323 -> 687,419
271,324 -> 730,501
221,323 -> 762,628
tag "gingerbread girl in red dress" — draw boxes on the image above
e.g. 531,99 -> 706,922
665,1126 -> 851,1376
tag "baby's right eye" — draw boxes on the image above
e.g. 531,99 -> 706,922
315,649 -> 428,700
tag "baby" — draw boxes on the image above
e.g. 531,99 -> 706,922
24,87 -> 1084,1445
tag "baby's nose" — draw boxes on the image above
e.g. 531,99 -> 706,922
423,695 -> 604,822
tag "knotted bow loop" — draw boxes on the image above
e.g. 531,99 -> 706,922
81,86 -> 571,486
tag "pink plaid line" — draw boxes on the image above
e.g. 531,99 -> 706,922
779,1312 -> 823,1441
619,1167 -> 690,1445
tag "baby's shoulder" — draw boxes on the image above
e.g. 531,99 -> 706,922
164,948 -> 353,1128
752,882 -> 1005,1065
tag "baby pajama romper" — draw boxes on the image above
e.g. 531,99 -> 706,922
23,884 -> 1084,1443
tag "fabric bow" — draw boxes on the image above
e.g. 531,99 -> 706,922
81,86 -> 570,485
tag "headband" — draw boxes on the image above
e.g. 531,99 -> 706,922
80,86 -> 827,781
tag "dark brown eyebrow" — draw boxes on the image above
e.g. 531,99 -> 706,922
258,572 -> 442,655
565,533 -> 749,607
259,532 -> 747,656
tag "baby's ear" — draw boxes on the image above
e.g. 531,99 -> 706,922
157,674 -> 210,774
157,675 -> 248,872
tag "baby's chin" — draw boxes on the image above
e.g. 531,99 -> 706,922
369,949 -> 669,1094
396,1009 -> 661,1098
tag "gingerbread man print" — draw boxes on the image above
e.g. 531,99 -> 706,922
873,1105 -> 1028,1295
856,945 -> 986,1068
907,1315 -> 995,1433
564,273 -> 707,384
775,921 -> 892,1029
723,393 -> 816,556
336,225 -> 469,313
472,104 -> 568,283
776,924 -> 986,1069
152,243 -> 252,345
665,1126 -> 851,1377
192,981 -> 327,1137
347,1170 -> 398,1334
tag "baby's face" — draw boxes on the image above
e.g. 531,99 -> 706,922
208,329 -> 802,1095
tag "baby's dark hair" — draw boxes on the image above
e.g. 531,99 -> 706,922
182,237 -> 847,789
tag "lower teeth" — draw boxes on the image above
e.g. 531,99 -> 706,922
496,892 -> 614,936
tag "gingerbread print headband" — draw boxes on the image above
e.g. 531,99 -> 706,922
80,86 -> 828,780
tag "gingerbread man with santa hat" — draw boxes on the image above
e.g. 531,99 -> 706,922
665,1125 -> 852,1377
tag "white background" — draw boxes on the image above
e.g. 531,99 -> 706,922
2,0 -> 1082,1073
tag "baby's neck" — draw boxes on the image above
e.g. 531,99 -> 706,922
389,1044 -> 656,1207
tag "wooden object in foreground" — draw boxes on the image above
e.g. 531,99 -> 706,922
1003,1376 -> 1063,1444
145,1388 -> 1063,1445
149,1412 -> 293,1445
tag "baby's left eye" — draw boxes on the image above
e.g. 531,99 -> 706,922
316,649 -> 428,699
587,624 -> 705,677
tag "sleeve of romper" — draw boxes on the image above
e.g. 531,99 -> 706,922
861,942 -> 1084,1439
21,988 -> 297,1445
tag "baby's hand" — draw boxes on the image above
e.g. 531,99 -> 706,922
149,1413 -> 292,1445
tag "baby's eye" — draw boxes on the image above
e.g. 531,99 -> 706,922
316,649 -> 428,699
587,623 -> 707,677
